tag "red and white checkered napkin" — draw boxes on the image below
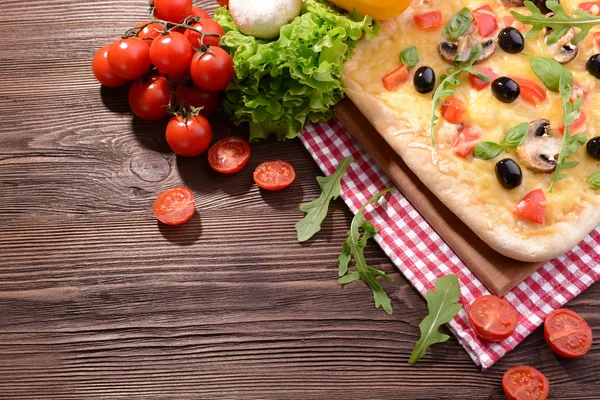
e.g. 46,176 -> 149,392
300,119 -> 600,370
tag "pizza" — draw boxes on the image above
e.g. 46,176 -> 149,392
342,0 -> 600,261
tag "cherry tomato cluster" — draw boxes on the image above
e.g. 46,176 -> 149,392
92,0 -> 234,158
467,296 -> 593,400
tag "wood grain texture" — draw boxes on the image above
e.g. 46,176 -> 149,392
0,1 -> 598,399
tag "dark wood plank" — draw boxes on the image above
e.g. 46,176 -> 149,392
0,1 -> 598,399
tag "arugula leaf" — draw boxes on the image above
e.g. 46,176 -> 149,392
430,45 -> 487,146
443,7 -> 473,41
473,142 -> 504,160
529,56 -> 567,92
409,274 -> 462,364
473,122 -> 530,160
588,171 -> 600,190
296,157 -> 355,242
512,1 -> 600,45
548,70 -> 587,192
400,45 -> 420,68
338,188 -> 395,315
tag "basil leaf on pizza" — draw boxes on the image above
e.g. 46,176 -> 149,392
588,171 -> 600,190
400,45 -> 420,68
442,7 -> 472,41
474,142 -> 504,160
529,56 -> 567,92
501,122 -> 530,149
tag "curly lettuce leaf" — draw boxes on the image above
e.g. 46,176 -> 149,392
215,0 -> 380,142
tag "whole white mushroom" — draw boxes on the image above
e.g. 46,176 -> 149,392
229,0 -> 302,40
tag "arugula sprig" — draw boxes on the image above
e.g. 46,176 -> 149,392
430,45 -> 489,146
338,188 -> 395,315
548,70 -> 587,192
512,1 -> 600,45
409,274 -> 462,364
296,157 -> 355,242
473,122 -> 529,160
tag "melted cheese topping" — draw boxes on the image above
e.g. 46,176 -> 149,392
344,0 -> 600,234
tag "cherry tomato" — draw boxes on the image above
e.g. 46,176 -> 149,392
468,295 -> 518,342
452,125 -> 481,158
513,189 -> 546,224
414,11 -> 443,31
208,137 -> 251,174
128,76 -> 170,121
136,22 -> 164,47
185,18 -> 225,49
382,66 -> 409,91
469,67 -> 497,90
191,7 -> 210,18
153,0 -> 193,23
175,83 -> 221,116
440,96 -> 466,125
216,0 -> 229,6
254,161 -> 296,191
150,32 -> 194,78
472,5 -> 498,38
107,37 -> 151,80
153,186 -> 195,226
512,77 -> 547,105
502,366 -> 549,400
166,114 -> 213,157
544,308 -> 593,358
92,45 -> 129,87
190,46 -> 234,91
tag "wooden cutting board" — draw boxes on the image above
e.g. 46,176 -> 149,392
334,98 -> 545,296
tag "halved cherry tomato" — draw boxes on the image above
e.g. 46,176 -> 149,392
472,5 -> 498,38
153,186 -> 195,226
150,31 -> 194,77
544,308 -> 593,358
184,18 -> 224,49
558,111 -> 586,135
129,76 -> 170,120
175,83 -> 221,116
502,366 -> 549,400
440,96 -> 466,125
190,46 -> 234,92
513,189 -> 546,224
580,1 -> 600,15
153,0 -> 193,23
208,136 -> 251,174
382,65 -> 409,91
452,125 -> 482,158
191,7 -> 210,18
136,22 -> 164,47
107,37 -> 151,80
512,77 -> 547,105
414,11 -> 443,31
254,161 -> 296,191
166,114 -> 213,157
469,67 -> 497,90
92,45 -> 129,87
468,295 -> 518,342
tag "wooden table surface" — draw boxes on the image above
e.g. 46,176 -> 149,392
0,1 -> 598,398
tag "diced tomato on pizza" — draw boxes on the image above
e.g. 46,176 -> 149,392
440,96 -> 466,125
513,189 -> 547,224
469,67 -> 497,91
512,77 -> 547,105
382,65 -> 409,91
414,11 -> 443,31
452,125 -> 482,158
580,2 -> 600,15
472,5 -> 498,38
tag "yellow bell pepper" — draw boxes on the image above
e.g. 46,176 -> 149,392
329,0 -> 413,21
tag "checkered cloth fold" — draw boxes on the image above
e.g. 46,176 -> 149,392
300,119 -> 600,370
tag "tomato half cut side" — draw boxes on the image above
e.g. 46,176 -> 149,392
153,187 -> 196,226
254,160 -> 296,191
544,308 -> 593,358
208,136 -> 251,174
503,366 -> 549,400
468,295 -> 518,342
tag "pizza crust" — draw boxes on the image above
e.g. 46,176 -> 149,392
341,11 -> 600,261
